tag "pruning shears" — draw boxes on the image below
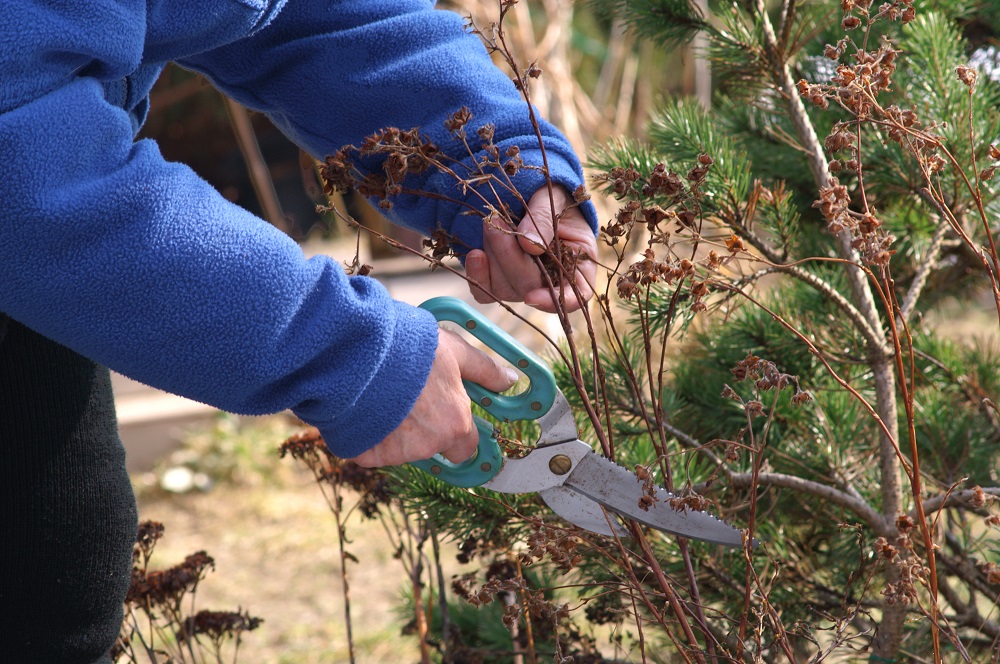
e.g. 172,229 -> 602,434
413,297 -> 749,547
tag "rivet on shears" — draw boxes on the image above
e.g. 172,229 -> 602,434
530,401 -> 542,411
465,320 -> 477,330
480,462 -> 492,472
481,397 -> 493,407
430,465 -> 442,475
517,359 -> 529,369
549,455 -> 572,475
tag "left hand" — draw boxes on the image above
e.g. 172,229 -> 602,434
465,187 -> 597,313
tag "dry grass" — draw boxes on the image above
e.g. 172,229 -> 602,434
133,424 -> 428,664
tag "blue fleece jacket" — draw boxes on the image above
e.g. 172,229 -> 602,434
0,0 -> 596,458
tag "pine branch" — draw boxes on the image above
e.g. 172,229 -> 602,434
769,263 -> 884,351
752,0 -> 887,344
937,547 -> 1000,606
718,217 -> 883,350
724,471 -> 886,535
899,210 -> 951,323
913,487 -> 1000,519
654,415 -> 886,534
600,0 -> 712,49
749,26 -> 904,653
937,575 -> 1000,642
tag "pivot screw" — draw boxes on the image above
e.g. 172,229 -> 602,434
549,454 -> 572,475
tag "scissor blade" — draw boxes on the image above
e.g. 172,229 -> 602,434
540,486 -> 629,537
565,453 -> 746,548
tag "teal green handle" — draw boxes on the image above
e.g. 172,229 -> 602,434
420,297 -> 557,420
409,416 -> 502,488
409,297 -> 558,487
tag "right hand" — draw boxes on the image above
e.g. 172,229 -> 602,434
350,327 -> 518,467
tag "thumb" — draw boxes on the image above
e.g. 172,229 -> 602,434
446,330 -> 519,393
518,187 -> 560,256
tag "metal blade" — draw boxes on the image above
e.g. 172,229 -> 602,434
540,486 -> 629,537
565,453 -> 747,548
483,439 -> 592,494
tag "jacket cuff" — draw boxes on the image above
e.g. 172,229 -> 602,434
296,300 -> 439,458
427,148 -> 599,258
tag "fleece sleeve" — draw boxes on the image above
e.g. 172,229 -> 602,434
0,3 -> 438,458
178,0 -> 599,252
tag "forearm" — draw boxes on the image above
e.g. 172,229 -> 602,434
0,78 -> 437,457
180,0 -> 598,249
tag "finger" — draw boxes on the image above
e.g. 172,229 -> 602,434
524,283 -> 590,312
438,434 -> 479,464
350,391 -> 479,468
554,209 -> 599,260
482,216 -> 538,301
446,329 -> 519,394
518,187 -> 562,255
522,208 -> 598,312
432,404 -> 480,465
465,249 -> 495,304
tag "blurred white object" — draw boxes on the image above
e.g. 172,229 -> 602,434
160,466 -> 195,493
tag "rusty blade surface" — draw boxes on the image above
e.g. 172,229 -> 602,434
565,453 -> 747,548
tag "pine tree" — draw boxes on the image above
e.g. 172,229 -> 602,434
579,0 -> 1000,660
313,2 -> 1000,661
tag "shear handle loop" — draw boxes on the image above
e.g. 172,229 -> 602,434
410,297 -> 559,488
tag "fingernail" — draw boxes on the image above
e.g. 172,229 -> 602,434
504,368 -> 519,385
524,233 -> 543,247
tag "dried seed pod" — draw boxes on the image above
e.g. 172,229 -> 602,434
842,15 -> 862,30
956,65 -> 978,89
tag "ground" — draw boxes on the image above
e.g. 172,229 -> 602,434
132,416 -> 433,664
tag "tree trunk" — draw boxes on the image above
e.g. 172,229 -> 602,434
754,4 -> 905,659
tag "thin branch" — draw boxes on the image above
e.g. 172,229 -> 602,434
656,415 -> 886,533
915,487 -> 1000,519
774,263 -> 885,351
726,222 -> 886,350
725,471 -> 886,535
224,95 -> 288,233
899,211 -> 950,323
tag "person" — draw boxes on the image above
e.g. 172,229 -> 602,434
0,1 -> 598,661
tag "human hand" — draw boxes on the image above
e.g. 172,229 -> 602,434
350,328 -> 517,467
465,186 -> 597,313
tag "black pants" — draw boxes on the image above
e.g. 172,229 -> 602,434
0,316 -> 137,663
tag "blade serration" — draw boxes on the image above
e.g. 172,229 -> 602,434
566,453 -> 751,548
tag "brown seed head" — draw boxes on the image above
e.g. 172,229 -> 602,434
842,15 -> 862,30
956,65 -> 978,89
444,106 -> 472,133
